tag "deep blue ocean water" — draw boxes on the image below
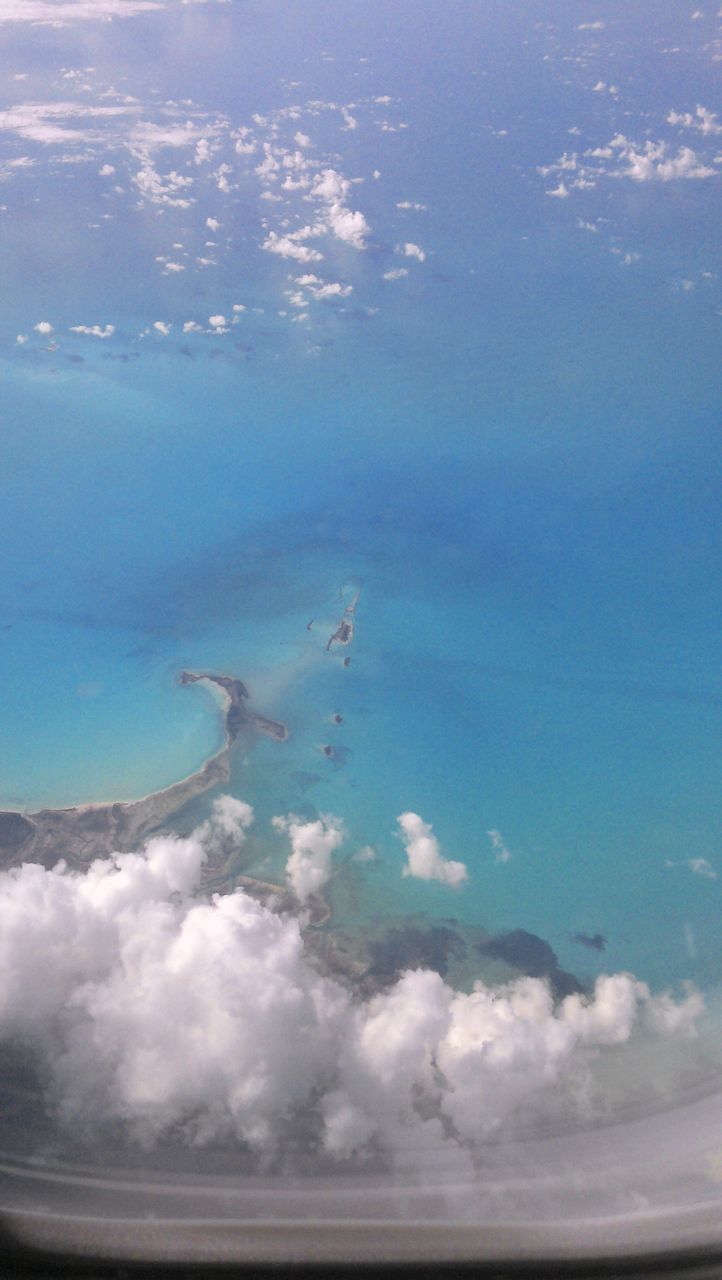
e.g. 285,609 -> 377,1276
1,0 -> 720,994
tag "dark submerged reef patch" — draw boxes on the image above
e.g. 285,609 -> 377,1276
478,929 -> 585,1000
571,931 -> 606,952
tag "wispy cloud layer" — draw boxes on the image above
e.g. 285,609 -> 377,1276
0,0 -> 164,25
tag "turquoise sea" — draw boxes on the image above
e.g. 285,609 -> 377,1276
1,0 -> 720,999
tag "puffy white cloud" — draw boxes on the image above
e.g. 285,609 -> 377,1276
311,167 -> 347,200
153,320 -> 170,335
294,274 -> 352,300
646,984 -> 705,1036
69,323 -> 114,338
0,801 -> 704,1158
98,163 -> 115,176
255,151 -> 280,179
610,134 -> 716,181
322,968 -> 704,1157
214,162 -> 232,193
397,813 -> 467,887
383,267 -> 408,281
0,820 -> 344,1150
133,163 -> 194,206
667,104 -> 722,135
273,813 -> 344,902
311,282 -> 352,299
262,229 -> 324,263
310,167 -> 371,249
206,216 -> 221,232
326,203 -> 370,248
15,333 -> 27,344
400,241 -> 426,261
182,320 -> 203,333
208,314 -> 227,328
34,320 -> 53,334
543,124 -> 718,199
194,138 -> 213,165
195,795 -> 254,858
234,130 -> 256,156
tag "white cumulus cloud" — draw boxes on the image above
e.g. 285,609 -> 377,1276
397,813 -> 467,887
610,134 -> 716,181
69,323 -> 114,338
273,813 -> 344,903
311,167 -> 371,249
0,801 -> 704,1159
262,229 -> 324,263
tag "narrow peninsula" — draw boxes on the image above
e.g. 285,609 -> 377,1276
0,672 -> 288,873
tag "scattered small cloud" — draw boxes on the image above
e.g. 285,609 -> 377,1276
69,323 -> 114,338
353,845 -> 377,864
400,241 -> 426,261
397,813 -> 467,887
665,856 -> 718,879
273,813 -> 344,903
487,829 -> 512,864
263,228 -> 324,263
667,105 -> 722,135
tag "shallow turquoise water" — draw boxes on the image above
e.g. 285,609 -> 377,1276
1,0 -> 720,999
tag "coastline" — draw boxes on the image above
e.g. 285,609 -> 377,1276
0,672 -> 287,873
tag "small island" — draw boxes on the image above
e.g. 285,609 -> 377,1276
179,671 -> 288,743
326,581 -> 361,652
